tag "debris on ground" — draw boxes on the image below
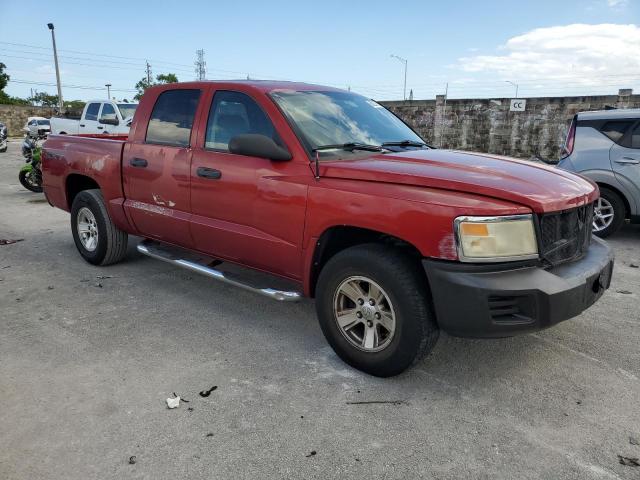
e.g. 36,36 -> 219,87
618,455 -> 640,467
630,436 -> 640,446
199,386 -> 218,397
47,286 -> 54,290
306,450 -> 317,458
617,290 -> 633,295
96,275 -> 113,279
576,400 -> 582,405
173,392 -> 189,402
206,433 -> 214,437
94,283 -> 103,288
0,239 -> 24,245
630,264 -> 639,269
166,395 -> 181,409
187,407 -> 194,412
128,456 -> 137,465
346,400 -> 405,405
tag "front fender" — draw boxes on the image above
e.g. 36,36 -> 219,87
20,163 -> 34,174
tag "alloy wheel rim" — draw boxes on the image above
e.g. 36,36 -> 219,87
593,197 -> 614,232
333,276 -> 396,352
77,207 -> 98,251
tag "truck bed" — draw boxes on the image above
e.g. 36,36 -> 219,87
42,134 -> 128,216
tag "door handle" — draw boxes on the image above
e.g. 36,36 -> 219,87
97,126 -> 104,130
615,157 -> 640,165
129,157 -> 148,167
79,124 -> 85,127
197,167 -> 222,179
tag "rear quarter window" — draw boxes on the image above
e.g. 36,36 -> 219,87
600,121 -> 633,143
146,89 -> 201,147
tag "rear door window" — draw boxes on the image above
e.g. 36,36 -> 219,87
205,91 -> 278,151
146,89 -> 201,147
85,103 -> 101,121
600,121 -> 633,143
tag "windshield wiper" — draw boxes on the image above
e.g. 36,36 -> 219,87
381,140 -> 429,148
312,142 -> 384,153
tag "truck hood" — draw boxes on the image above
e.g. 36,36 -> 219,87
320,149 -> 598,213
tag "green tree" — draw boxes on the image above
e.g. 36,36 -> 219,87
29,92 -> 59,107
0,62 -> 9,92
134,73 -> 179,100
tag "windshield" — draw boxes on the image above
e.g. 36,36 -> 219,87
117,104 -> 138,119
37,120 -> 50,126
270,90 -> 423,156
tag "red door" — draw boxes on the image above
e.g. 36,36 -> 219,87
189,89 -> 308,279
123,88 -> 202,248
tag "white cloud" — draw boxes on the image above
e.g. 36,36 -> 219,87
457,24 -> 640,86
607,0 -> 628,8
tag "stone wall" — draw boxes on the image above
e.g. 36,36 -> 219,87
0,105 -> 56,137
381,89 -> 639,161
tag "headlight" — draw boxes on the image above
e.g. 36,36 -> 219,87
454,215 -> 538,262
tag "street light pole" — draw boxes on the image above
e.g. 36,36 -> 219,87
105,83 -> 112,99
505,80 -> 518,98
47,23 -> 64,113
390,54 -> 408,101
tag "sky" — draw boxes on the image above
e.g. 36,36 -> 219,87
0,0 -> 638,102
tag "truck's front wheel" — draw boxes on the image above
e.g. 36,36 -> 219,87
315,244 -> 439,377
71,189 -> 128,265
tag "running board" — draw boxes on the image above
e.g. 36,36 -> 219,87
136,240 -> 302,302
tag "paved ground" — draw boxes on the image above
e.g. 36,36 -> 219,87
1,139 -> 639,480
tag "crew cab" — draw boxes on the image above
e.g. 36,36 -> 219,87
50,100 -> 138,135
41,81 -> 614,377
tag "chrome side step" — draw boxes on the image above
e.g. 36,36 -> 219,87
136,240 -> 302,302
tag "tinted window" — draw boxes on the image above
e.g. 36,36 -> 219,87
85,103 -> 101,121
100,103 -> 117,121
205,91 -> 278,151
600,121 -> 633,143
146,89 -> 201,147
632,124 -> 640,149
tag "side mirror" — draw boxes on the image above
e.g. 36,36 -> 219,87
99,117 -> 119,126
228,134 -> 291,161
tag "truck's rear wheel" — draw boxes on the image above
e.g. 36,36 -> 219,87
315,244 -> 439,377
70,189 -> 128,265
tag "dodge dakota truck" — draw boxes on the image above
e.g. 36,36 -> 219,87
42,81 -> 614,377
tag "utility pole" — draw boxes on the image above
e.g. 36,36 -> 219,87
145,61 -> 152,84
47,23 -> 64,112
105,83 -> 112,99
194,49 -> 206,81
390,54 -> 408,101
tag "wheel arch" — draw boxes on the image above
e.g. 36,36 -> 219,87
307,225 -> 424,298
65,174 -> 100,210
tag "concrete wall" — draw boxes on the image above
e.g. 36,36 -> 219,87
0,105 -> 55,137
381,89 -> 640,161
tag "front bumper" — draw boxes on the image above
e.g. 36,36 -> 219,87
423,237 -> 614,338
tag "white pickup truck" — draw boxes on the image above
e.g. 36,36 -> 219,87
50,100 -> 138,135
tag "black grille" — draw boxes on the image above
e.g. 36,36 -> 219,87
538,203 -> 593,266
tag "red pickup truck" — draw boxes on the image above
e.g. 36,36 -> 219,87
42,81 -> 614,376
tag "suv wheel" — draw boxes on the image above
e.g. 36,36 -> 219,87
315,244 -> 439,377
593,187 -> 625,238
70,189 -> 128,265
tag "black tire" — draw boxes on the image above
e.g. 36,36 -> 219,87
18,170 -> 43,192
315,244 -> 439,377
70,189 -> 128,265
594,187 -> 626,238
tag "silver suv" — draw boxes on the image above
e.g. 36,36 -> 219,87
558,109 -> 640,237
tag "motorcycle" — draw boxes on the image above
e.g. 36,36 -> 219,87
19,135 -> 43,193
0,123 -> 7,152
